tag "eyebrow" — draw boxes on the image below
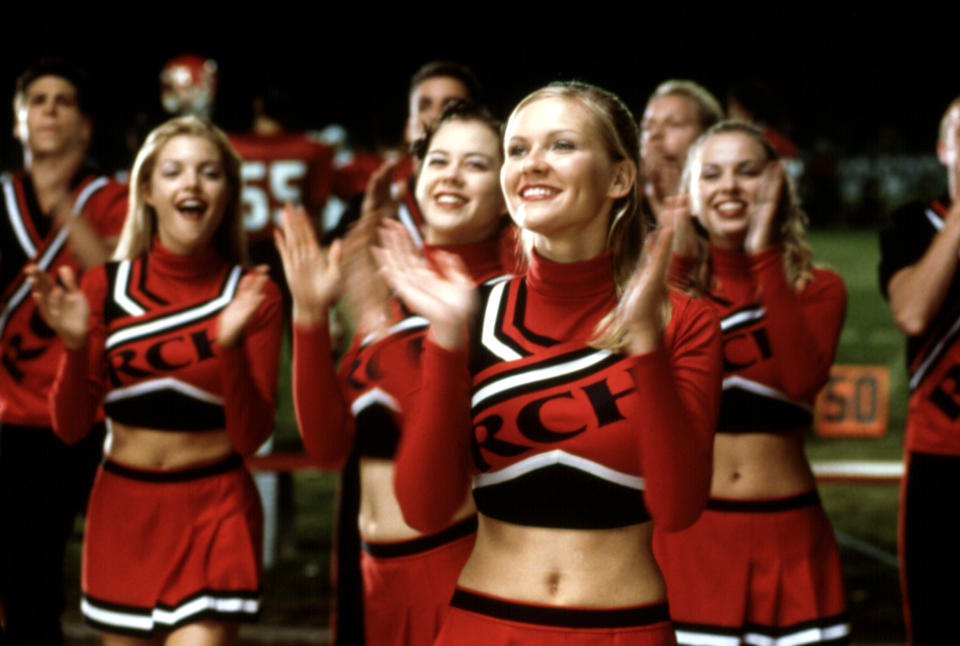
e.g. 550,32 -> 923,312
428,149 -> 496,161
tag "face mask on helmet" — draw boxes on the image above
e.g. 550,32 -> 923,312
160,54 -> 218,119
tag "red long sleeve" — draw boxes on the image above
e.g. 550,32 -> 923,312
49,266 -> 108,444
750,249 -> 846,402
219,278 -> 283,456
393,337 -> 474,534
633,293 -> 721,531
292,322 -> 354,469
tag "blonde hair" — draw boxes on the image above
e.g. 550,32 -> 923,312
113,115 -> 246,263
680,120 -> 813,293
647,79 -> 723,131
505,81 -> 650,351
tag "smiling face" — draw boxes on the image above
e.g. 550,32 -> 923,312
693,131 -> 770,249
14,75 -> 91,157
501,96 -> 632,262
415,118 -> 505,245
145,135 -> 230,256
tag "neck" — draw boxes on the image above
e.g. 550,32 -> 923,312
709,243 -> 752,276
532,233 -> 606,264
526,248 -> 615,300
149,238 -> 225,280
26,148 -> 85,213
707,233 -> 746,252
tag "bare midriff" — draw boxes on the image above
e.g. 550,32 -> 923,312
458,516 -> 664,606
358,457 -> 476,543
108,422 -> 238,469
711,430 -> 815,499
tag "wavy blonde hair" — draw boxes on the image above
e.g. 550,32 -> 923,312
679,120 -> 813,294
113,115 -> 245,263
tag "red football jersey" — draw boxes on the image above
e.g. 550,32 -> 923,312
229,132 -> 335,243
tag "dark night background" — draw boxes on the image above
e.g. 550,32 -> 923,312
0,11 -> 947,216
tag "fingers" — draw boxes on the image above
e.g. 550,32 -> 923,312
25,264 -> 54,295
328,239 -> 343,269
361,160 -> 399,220
58,265 -> 79,292
660,194 -> 688,227
745,163 -> 785,254
280,203 -> 321,262
241,269 -> 269,294
757,161 -> 785,207
432,250 -> 472,286
375,220 -> 423,284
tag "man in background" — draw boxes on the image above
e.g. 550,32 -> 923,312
0,58 -> 127,645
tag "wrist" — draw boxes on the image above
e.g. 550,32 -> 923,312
428,321 -> 467,351
292,303 -> 329,329
63,334 -> 87,352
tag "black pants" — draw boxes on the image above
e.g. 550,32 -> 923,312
901,451 -> 960,645
0,422 -> 104,646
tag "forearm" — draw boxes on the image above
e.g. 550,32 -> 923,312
64,218 -> 113,269
49,345 -> 100,444
888,215 -> 960,335
219,292 -> 283,456
293,323 -> 354,469
752,249 -> 843,401
632,349 -> 714,532
393,338 -> 473,534
220,346 -> 276,455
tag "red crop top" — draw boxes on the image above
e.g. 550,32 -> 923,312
394,250 -> 723,534
49,241 -> 282,455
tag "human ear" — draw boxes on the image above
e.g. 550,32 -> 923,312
78,116 -> 93,149
607,160 -> 637,200
938,138 -> 952,167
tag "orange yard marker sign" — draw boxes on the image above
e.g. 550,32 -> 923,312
815,365 -> 889,438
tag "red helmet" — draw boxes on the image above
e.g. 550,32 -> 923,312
160,54 -> 218,118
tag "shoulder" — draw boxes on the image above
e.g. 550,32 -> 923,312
882,200 -> 940,248
78,174 -> 129,233
798,267 -> 847,313
78,174 -> 128,208
889,200 -> 935,224
878,199 -> 943,292
808,266 -> 846,294
665,289 -> 720,349
476,273 -> 520,301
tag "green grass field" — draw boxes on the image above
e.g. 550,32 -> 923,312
806,229 -> 903,555
807,229 -> 906,642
